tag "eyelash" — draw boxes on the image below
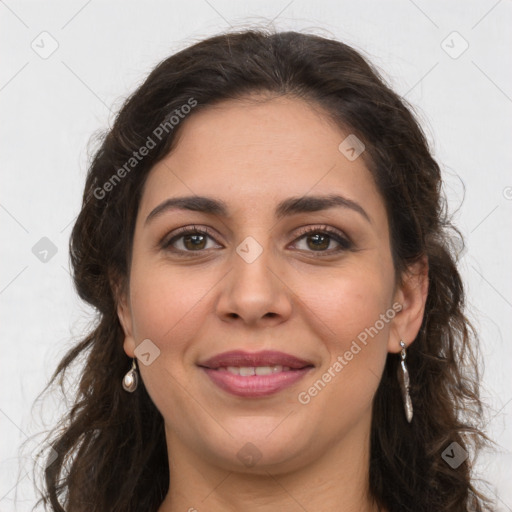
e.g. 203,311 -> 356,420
160,224 -> 353,257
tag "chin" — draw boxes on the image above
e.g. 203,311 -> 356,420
202,418 -> 318,474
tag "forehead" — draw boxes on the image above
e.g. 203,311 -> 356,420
137,95 -> 386,226
166,95 -> 351,173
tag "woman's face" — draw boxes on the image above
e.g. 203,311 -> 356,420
117,95 -> 424,474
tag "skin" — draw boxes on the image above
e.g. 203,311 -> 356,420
116,95 -> 428,512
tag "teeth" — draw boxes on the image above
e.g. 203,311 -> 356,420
223,365 -> 289,376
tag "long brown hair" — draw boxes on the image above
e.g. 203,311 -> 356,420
33,27 -> 493,511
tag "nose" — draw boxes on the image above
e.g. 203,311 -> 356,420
215,238 -> 293,327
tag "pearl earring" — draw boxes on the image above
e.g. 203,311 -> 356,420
122,358 -> 139,392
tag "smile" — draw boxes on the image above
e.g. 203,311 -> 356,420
218,365 -> 292,376
198,350 -> 314,397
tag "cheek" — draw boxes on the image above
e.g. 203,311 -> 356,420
294,259 -> 395,347
127,261 -> 217,416
293,261 -> 394,413
128,260 -> 216,354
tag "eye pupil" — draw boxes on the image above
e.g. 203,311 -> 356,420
307,233 -> 330,251
184,234 -> 206,250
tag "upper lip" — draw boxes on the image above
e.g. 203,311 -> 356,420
198,350 -> 314,370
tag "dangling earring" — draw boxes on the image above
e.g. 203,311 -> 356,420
397,340 -> 413,423
122,358 -> 139,392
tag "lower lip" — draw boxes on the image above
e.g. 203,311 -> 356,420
201,367 -> 313,397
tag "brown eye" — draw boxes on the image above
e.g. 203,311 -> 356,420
161,226 -> 222,254
305,232 -> 330,251
181,233 -> 207,250
292,226 -> 352,254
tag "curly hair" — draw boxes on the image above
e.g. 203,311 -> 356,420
33,27 -> 493,511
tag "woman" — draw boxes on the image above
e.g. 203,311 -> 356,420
35,28 -> 492,511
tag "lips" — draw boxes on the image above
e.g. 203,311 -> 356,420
198,350 -> 314,398
198,350 -> 313,370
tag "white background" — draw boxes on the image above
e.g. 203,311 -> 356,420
1,0 -> 511,510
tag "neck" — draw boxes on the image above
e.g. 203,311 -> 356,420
158,411 -> 382,512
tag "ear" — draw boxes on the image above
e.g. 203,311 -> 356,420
110,272 -> 137,358
388,255 -> 429,353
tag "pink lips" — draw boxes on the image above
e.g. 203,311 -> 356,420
198,350 -> 314,398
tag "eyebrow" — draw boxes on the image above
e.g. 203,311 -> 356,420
145,194 -> 371,225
